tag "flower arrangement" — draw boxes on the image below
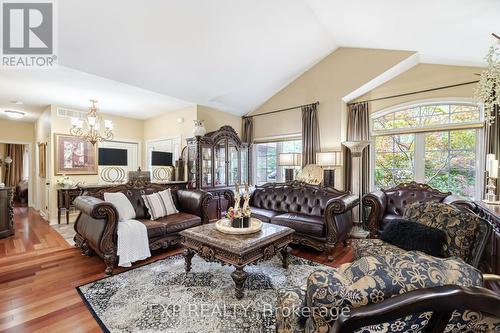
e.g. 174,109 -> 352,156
475,39 -> 500,124
226,183 -> 252,228
56,175 -> 75,188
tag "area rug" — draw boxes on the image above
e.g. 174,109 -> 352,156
77,254 -> 331,332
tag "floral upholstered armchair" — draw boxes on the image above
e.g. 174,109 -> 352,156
352,201 -> 492,268
276,252 -> 500,333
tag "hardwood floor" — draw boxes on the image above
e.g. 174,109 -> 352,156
0,207 -> 352,332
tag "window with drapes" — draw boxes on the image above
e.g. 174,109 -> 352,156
371,102 -> 483,199
253,139 -> 301,185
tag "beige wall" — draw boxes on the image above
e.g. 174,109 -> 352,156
197,105 -> 242,136
47,105 -> 144,222
249,47 -> 415,188
0,118 -> 34,143
0,118 -> 35,206
250,48 -> 414,147
353,64 -> 483,113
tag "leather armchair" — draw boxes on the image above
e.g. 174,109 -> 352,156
246,181 -> 358,261
363,182 -> 474,237
73,182 -> 211,274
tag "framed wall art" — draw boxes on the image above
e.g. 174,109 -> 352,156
54,134 -> 98,175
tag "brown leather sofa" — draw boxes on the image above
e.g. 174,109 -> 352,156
73,181 -> 211,274
247,181 -> 358,260
363,181 -> 474,237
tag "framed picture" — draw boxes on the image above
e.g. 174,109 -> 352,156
38,142 -> 47,178
54,134 -> 98,175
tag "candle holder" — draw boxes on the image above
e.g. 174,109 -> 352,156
484,174 -> 499,204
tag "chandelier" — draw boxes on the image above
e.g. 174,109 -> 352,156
475,33 -> 500,125
69,99 -> 113,145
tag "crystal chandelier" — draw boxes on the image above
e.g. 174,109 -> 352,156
69,99 -> 113,145
475,34 -> 500,125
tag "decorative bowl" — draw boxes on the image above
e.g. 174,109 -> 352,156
215,218 -> 263,235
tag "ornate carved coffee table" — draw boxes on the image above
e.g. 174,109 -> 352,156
180,222 -> 294,299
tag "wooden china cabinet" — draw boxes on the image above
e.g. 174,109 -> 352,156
186,126 -> 251,221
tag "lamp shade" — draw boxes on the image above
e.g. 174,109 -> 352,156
316,151 -> 342,167
342,140 -> 371,153
278,153 -> 301,167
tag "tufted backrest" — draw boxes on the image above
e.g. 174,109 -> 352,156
90,187 -> 180,220
382,188 -> 448,216
249,183 -> 344,217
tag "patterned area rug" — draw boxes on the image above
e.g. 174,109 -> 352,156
77,254 -> 330,332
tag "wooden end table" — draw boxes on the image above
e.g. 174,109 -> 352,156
179,222 -> 294,299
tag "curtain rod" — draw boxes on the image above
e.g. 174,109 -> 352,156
349,80 -> 479,105
243,101 -> 319,119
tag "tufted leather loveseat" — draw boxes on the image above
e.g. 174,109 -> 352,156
363,181 -> 474,237
73,180 -> 211,275
248,181 -> 358,260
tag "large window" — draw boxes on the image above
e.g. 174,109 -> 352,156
372,102 -> 483,199
254,140 -> 301,185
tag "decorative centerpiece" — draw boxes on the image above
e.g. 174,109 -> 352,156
226,183 -> 252,228
215,183 -> 263,234
56,175 -> 75,189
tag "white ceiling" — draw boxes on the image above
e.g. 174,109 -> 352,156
1,0 -> 499,121
0,67 -> 194,122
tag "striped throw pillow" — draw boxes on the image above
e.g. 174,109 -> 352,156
142,189 -> 179,220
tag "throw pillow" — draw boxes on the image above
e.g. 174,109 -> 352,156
103,192 -> 136,222
380,219 -> 446,257
403,202 -> 479,263
142,189 -> 178,220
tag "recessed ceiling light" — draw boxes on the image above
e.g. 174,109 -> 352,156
4,110 -> 25,119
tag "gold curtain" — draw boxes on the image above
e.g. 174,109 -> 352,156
4,144 -> 24,187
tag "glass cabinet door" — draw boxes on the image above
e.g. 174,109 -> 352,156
240,146 -> 248,185
228,141 -> 239,186
201,146 -> 212,188
187,142 -> 197,188
214,140 -> 226,186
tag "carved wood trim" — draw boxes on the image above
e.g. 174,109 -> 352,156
382,181 -> 451,196
257,180 -> 350,196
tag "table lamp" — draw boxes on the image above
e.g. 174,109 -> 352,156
316,151 -> 342,188
278,153 -> 301,182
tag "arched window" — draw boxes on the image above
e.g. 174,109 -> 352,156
371,101 -> 483,199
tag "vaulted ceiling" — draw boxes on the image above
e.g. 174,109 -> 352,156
1,0 -> 499,120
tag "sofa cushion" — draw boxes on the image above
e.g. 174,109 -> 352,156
305,252 -> 485,333
155,212 -> 201,234
250,206 -> 281,222
139,219 -> 167,239
380,219 -> 446,257
404,202 -> 479,263
271,213 -> 324,237
103,192 -> 136,221
381,213 -> 402,229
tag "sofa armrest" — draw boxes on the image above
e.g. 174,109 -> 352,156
443,195 -> 476,211
176,189 -> 212,224
324,194 -> 359,245
326,194 -> 359,215
73,196 -> 119,275
362,191 -> 386,238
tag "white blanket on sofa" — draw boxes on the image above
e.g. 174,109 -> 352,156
117,219 -> 151,267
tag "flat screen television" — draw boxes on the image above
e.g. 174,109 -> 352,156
98,148 -> 128,166
152,151 -> 173,166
